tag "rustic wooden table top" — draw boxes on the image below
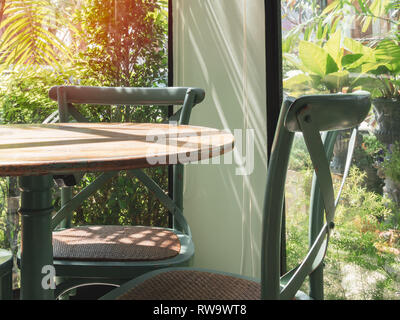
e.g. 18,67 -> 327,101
0,123 -> 234,176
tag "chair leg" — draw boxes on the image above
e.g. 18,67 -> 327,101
308,131 -> 337,300
309,181 -> 325,300
309,266 -> 324,300
0,271 -> 13,300
55,278 -> 123,299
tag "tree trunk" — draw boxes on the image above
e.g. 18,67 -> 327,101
0,0 -> 6,23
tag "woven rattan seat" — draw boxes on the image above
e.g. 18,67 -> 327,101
116,270 -> 260,300
53,225 -> 181,262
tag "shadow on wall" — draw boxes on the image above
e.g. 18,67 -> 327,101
174,0 -> 267,278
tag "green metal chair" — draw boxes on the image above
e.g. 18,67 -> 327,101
99,91 -> 371,300
0,249 -> 13,300
46,86 -> 205,298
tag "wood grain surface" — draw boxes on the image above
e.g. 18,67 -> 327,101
0,123 -> 234,176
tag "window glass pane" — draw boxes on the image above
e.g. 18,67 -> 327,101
282,0 -> 400,299
0,0 -> 169,290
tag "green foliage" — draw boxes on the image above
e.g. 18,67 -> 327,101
354,133 -> 384,170
285,32 -> 400,98
0,0 -> 76,71
362,134 -> 385,157
352,133 -> 385,194
73,168 -> 169,227
349,39 -> 400,99
382,142 -> 400,184
325,0 -> 397,34
67,0 -> 170,228
286,164 -> 400,299
281,0 -> 342,54
328,167 -> 398,289
0,66 -> 77,124
288,134 -> 313,171
337,167 -> 392,223
283,0 -> 400,98
283,31 -> 364,94
73,0 -> 168,87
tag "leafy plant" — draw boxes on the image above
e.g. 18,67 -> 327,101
282,0 -> 343,55
325,0 -> 399,35
352,39 -> 400,99
286,164 -> 400,299
283,30 -> 363,94
288,134 -> 313,171
0,65 -> 78,124
0,0 -> 76,71
73,0 -> 167,88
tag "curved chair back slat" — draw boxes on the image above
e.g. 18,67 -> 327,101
285,91 -> 371,132
48,86 -> 205,106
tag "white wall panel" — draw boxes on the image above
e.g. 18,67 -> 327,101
173,0 -> 267,278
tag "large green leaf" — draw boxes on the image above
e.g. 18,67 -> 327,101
283,53 -> 309,73
324,30 -> 343,68
283,73 -> 314,91
375,39 -> 400,74
361,62 -> 391,74
342,53 -> 364,70
344,37 -> 375,57
299,41 -> 338,76
321,0 -> 340,15
361,0 -> 390,33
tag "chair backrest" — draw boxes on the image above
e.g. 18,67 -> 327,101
48,86 -> 205,124
48,85 -> 205,234
261,92 -> 371,299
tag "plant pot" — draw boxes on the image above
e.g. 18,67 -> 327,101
372,99 -> 400,206
372,98 -> 400,147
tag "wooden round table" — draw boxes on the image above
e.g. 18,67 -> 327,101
0,123 -> 234,299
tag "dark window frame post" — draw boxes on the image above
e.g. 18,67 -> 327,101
168,0 -> 174,228
265,0 -> 286,275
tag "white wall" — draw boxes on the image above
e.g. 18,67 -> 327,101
173,0 -> 267,278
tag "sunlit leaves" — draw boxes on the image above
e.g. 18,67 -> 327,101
324,30 -> 343,69
361,0 -> 390,32
299,40 -> 339,76
282,73 -> 314,91
0,0 -> 74,71
75,0 -> 168,87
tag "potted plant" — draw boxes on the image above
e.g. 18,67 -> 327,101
345,38 -> 400,145
283,31 -> 355,95
348,38 -> 400,204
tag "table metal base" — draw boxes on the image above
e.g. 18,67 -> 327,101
18,175 -> 54,300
